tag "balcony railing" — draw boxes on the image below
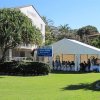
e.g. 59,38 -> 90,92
17,43 -> 37,50
13,57 -> 33,61
5,56 -> 33,61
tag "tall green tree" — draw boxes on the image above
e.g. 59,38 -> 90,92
90,36 -> 100,48
42,16 -> 56,45
57,24 -> 71,40
77,25 -> 98,43
0,8 -> 42,62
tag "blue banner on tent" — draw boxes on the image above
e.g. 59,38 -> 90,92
37,47 -> 52,57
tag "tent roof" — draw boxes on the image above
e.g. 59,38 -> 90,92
51,38 -> 100,54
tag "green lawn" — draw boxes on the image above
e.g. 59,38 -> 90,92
0,73 -> 100,100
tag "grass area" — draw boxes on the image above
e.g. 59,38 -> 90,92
0,72 -> 100,100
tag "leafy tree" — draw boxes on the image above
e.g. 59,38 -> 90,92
77,25 -> 98,43
0,8 -> 42,62
90,36 -> 100,48
42,16 -> 56,45
57,24 -> 71,40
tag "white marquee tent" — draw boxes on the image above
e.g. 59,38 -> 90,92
52,38 -> 100,54
50,38 -> 100,71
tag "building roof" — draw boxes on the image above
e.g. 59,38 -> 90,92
51,38 -> 100,54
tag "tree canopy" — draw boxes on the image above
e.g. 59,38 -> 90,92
43,16 -> 100,48
0,8 -> 42,61
42,16 -> 56,45
77,25 -> 99,43
57,24 -> 72,40
90,36 -> 100,48
77,25 -> 98,38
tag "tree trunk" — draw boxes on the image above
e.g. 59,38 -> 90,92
0,49 -> 7,62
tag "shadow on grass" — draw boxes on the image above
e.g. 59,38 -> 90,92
51,70 -> 92,74
62,80 -> 100,91
0,76 -> 5,78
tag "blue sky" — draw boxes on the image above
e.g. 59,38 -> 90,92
0,0 -> 100,31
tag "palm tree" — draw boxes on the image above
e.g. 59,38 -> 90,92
42,16 -> 56,45
57,24 -> 71,40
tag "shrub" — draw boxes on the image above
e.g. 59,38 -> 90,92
0,61 -> 51,76
19,62 -> 50,76
0,61 -> 19,74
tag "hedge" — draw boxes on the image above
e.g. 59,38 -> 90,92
0,61 -> 51,76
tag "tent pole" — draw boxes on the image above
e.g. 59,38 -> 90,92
62,54 -> 63,62
75,54 -> 80,71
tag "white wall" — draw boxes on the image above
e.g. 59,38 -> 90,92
19,6 -> 45,43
